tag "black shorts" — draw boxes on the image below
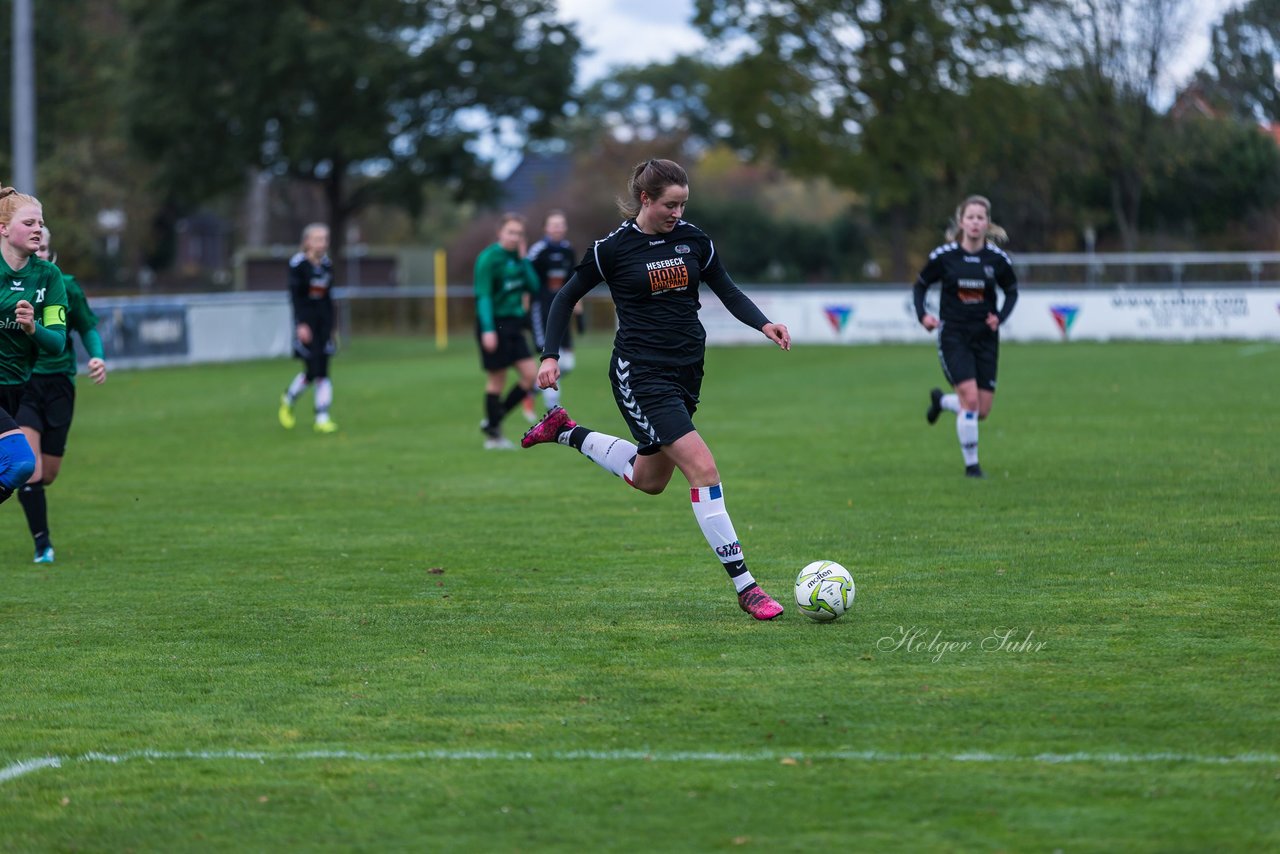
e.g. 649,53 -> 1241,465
937,321 -> 999,391
0,385 -> 22,435
477,317 -> 533,372
293,325 -> 336,380
16,374 -> 75,456
610,353 -> 702,456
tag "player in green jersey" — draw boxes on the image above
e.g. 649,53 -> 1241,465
474,213 -> 540,449
16,227 -> 107,563
0,187 -> 68,507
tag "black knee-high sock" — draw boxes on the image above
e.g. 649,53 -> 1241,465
485,393 -> 503,434
500,385 -> 529,417
19,481 -> 49,550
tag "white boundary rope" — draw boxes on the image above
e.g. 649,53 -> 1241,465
3,748 -> 1276,786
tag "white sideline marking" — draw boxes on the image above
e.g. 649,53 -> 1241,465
0,756 -> 61,782
3,748 -> 1276,785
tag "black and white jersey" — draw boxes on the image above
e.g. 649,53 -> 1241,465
913,242 -> 1018,327
526,237 -> 576,295
545,219 -> 769,367
288,252 -> 335,331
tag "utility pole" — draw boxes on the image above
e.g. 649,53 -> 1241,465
11,0 -> 36,194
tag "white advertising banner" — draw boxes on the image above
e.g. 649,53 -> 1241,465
699,287 -> 1280,345
91,293 -> 292,369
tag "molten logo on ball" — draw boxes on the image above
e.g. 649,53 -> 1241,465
794,560 -> 855,622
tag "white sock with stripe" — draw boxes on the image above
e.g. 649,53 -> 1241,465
285,373 -> 308,403
690,484 -> 756,593
956,411 -> 979,466
315,378 -> 333,422
576,431 -> 638,484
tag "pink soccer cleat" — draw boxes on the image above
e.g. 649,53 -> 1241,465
521,405 -> 576,448
738,586 -> 784,620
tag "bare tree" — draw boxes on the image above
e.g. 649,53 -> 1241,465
1040,0 -> 1195,255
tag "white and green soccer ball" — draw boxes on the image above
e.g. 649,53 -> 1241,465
794,560 -> 855,622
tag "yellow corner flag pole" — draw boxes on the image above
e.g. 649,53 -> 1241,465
434,248 -> 448,350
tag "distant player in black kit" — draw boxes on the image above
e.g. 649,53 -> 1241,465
521,159 -> 792,621
915,195 -> 1018,478
278,223 -> 338,433
522,209 -> 574,420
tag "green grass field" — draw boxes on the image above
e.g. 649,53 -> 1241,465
1,336 -> 1277,851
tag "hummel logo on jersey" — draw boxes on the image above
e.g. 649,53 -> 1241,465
649,239 -> 665,246
964,256 -> 981,263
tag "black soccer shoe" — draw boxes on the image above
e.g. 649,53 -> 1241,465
926,388 -> 944,425
964,464 -> 986,479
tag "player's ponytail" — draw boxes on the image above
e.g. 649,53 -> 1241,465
945,195 -> 1008,245
617,159 -> 689,218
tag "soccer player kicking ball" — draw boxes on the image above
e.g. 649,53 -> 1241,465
521,159 -> 791,620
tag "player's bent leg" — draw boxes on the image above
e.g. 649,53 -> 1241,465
926,388 -> 944,425
0,430 -> 36,506
523,407 -> 646,481
627,452 -> 677,495
977,389 -> 995,420
19,426 -> 42,482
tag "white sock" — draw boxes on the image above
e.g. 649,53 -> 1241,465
315,378 -> 333,420
286,373 -> 308,403
956,410 -> 979,466
690,484 -> 756,593
541,385 -> 561,410
941,393 -> 961,413
579,432 -> 638,483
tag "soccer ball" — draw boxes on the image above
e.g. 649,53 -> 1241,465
794,560 -> 855,622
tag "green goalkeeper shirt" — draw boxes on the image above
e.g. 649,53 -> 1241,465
0,255 -> 67,386
473,242 -> 539,333
33,274 -> 102,379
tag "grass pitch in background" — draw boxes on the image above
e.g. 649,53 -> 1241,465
1,337 -> 1277,851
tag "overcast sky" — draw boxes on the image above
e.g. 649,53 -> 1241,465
557,0 -> 1243,93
